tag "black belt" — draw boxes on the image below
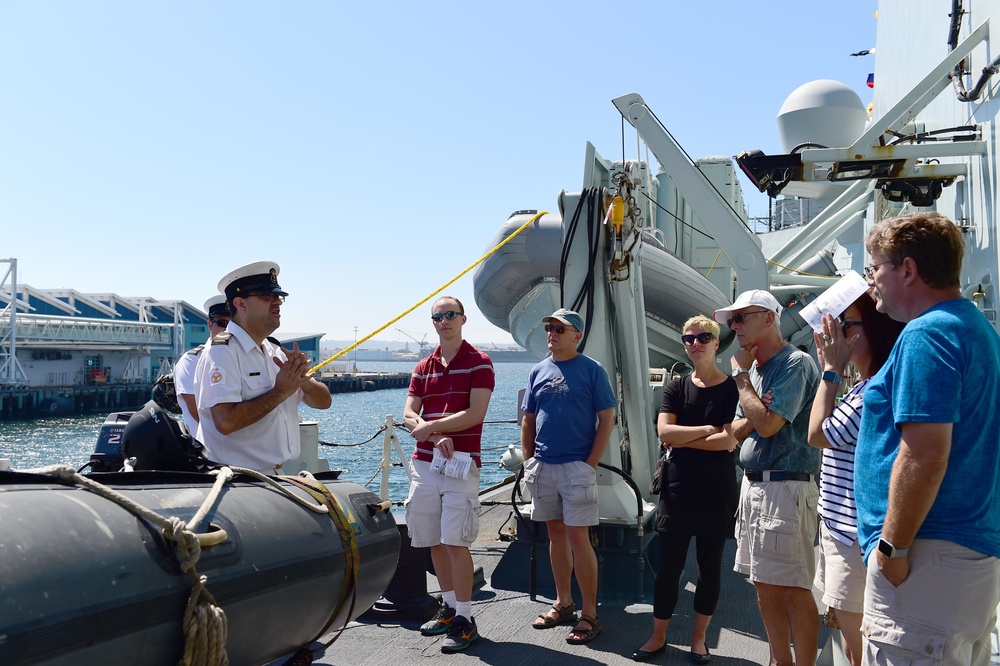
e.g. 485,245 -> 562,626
745,470 -> 813,482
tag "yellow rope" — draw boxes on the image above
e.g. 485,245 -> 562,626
309,210 -> 550,374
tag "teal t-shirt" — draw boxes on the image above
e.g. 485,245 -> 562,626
856,298 -> 1000,561
736,344 -> 820,474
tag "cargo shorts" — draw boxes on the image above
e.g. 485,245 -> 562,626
734,475 -> 818,589
404,458 -> 481,548
522,456 -> 599,527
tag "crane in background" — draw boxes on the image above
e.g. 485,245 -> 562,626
395,329 -> 430,358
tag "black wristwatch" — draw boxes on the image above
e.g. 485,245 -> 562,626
877,538 -> 910,558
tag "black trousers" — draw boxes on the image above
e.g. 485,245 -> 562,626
652,532 -> 727,620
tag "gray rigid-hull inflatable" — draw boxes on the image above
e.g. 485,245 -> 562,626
0,470 -> 400,665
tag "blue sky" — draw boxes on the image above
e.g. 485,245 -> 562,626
0,2 -> 877,348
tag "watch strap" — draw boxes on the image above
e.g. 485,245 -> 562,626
822,370 -> 843,384
878,538 -> 910,558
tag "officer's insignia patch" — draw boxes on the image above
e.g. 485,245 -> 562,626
211,368 -> 223,384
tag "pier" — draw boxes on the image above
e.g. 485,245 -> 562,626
0,383 -> 154,420
0,372 -> 410,420
318,372 -> 410,394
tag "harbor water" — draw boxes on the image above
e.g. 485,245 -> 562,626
0,361 -> 536,504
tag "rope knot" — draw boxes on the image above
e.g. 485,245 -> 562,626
164,516 -> 202,574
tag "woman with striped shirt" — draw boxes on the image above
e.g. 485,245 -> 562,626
806,294 -> 904,666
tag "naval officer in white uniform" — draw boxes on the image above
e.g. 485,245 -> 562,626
173,294 -> 230,437
193,261 -> 331,472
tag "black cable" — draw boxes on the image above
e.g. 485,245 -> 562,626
318,425 -> 386,447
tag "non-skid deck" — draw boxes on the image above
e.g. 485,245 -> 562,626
282,499 -> 838,665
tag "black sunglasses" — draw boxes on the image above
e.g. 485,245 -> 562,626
210,318 -> 230,326
725,309 -> 769,329
544,324 -> 576,334
431,310 -> 463,322
682,332 -> 715,346
840,318 -> 863,335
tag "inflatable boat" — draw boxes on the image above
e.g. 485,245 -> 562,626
0,404 -> 400,665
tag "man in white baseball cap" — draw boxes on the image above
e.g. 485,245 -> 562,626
193,261 -> 331,472
714,289 -> 820,666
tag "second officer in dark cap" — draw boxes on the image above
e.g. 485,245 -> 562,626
192,260 -> 331,472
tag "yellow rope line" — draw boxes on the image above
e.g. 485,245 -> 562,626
309,211 -> 550,374
705,249 -> 723,278
766,257 -> 840,278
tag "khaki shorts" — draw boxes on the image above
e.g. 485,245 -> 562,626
862,539 -> 1000,665
404,459 -> 481,548
522,457 -> 599,527
734,475 -> 818,589
815,522 -> 866,614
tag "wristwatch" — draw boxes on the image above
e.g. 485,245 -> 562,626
877,538 -> 910,558
732,367 -> 749,377
822,370 -> 843,384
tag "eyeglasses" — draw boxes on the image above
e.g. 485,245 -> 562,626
246,292 -> 285,304
681,332 -> 715,346
863,260 -> 894,281
725,310 -> 769,329
544,324 -> 576,334
839,318 -> 863,335
210,318 -> 230,327
431,310 -> 464,322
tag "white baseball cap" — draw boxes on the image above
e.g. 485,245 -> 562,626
713,289 -> 782,325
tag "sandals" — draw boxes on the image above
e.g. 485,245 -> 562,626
566,614 -> 601,645
532,602 -> 576,629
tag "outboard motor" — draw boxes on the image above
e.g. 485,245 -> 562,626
123,400 -> 210,472
88,411 -> 134,472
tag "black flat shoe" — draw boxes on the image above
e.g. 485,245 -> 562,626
690,646 -> 712,664
631,644 -> 666,661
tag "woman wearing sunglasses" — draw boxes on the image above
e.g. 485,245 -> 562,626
806,294 -> 904,666
633,315 -> 739,664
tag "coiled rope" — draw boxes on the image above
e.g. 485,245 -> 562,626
24,464 -> 334,666
308,210 -> 549,375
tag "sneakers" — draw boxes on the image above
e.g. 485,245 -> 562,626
440,615 -> 478,653
420,604 -> 456,636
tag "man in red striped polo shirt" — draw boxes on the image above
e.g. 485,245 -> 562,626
403,295 -> 494,653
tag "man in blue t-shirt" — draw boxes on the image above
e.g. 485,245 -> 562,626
857,211 -> 1000,665
521,308 -> 616,646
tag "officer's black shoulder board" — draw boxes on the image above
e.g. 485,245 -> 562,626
210,332 -> 233,346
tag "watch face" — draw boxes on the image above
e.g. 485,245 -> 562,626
878,539 -> 893,557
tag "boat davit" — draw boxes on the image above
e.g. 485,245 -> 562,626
0,403 -> 400,665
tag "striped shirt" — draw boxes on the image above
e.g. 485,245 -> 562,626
818,378 -> 870,545
408,340 -> 495,467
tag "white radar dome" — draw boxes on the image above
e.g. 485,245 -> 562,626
777,80 -> 867,153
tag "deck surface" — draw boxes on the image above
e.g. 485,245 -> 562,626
273,498 -> 842,665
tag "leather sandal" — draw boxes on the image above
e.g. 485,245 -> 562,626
566,614 -> 601,644
532,602 -> 576,629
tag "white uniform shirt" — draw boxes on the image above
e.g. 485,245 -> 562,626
172,347 -> 202,437
193,321 -> 302,470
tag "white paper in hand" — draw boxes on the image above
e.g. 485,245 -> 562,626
798,270 -> 871,332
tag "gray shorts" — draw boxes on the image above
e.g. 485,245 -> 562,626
734,475 -> 818,589
404,459 -> 481,548
815,522 -> 866,614
862,539 -> 1000,665
522,457 -> 598,527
